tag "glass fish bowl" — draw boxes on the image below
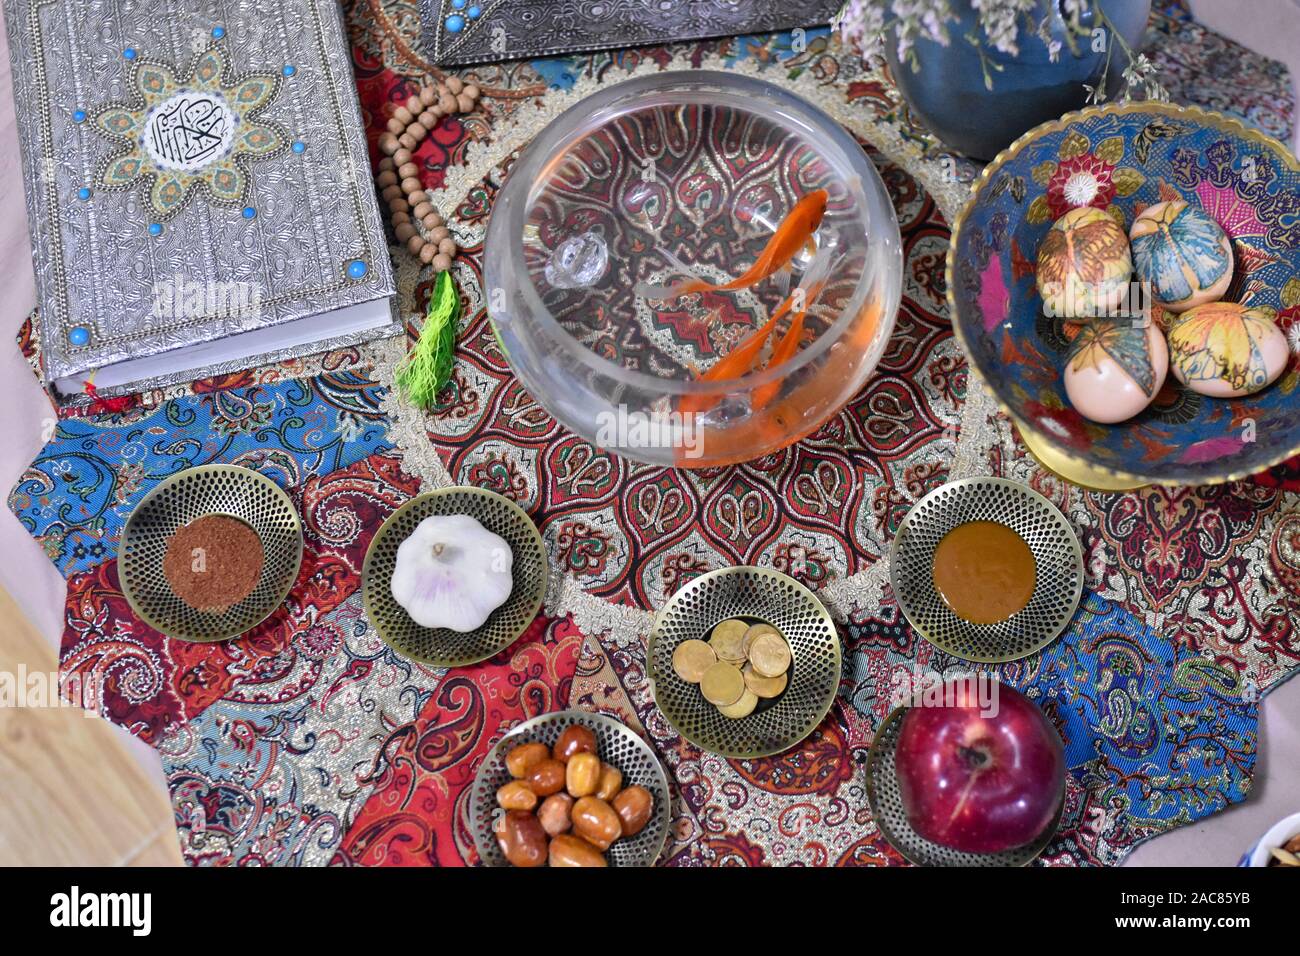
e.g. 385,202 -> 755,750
484,71 -> 902,468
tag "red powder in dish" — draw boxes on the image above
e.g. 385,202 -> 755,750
162,514 -> 264,613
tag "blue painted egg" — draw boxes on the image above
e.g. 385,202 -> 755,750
1129,200 -> 1233,313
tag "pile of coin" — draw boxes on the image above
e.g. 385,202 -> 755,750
671,618 -> 792,719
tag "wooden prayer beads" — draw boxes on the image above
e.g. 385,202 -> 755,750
376,77 -> 481,271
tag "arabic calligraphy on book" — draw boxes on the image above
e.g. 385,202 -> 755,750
144,92 -> 235,172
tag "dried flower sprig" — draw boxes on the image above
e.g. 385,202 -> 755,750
835,0 -> 1167,101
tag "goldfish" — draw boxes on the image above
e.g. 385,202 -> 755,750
671,293 -> 884,468
677,244 -> 837,417
677,301 -> 788,416
752,312 -> 806,412
635,189 -> 829,302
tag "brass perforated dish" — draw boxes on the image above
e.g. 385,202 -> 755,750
469,710 -> 672,867
863,705 -> 1063,867
889,477 -> 1082,663
648,566 -> 840,758
119,464 -> 303,643
362,487 -> 546,667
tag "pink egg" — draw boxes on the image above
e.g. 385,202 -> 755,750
1063,320 -> 1168,424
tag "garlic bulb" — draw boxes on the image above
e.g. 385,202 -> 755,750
390,514 -> 514,632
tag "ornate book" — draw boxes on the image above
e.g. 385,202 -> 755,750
3,0 -> 398,396
421,0 -> 844,66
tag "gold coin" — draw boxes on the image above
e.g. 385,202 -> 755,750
741,623 -> 780,659
717,688 -> 758,719
743,663 -> 788,699
700,661 -> 745,706
749,631 -> 791,677
709,619 -> 748,662
672,639 -> 717,683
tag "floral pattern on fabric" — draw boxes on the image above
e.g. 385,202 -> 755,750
330,616 -> 586,866
58,451 -> 421,744
8,371 -> 389,577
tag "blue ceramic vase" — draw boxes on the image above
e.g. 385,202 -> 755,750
886,0 -> 1152,160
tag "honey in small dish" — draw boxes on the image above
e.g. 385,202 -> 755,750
931,521 -> 1036,625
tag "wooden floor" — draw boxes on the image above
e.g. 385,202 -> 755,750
0,583 -> 181,866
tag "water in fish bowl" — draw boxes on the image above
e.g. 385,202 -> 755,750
521,100 -> 868,388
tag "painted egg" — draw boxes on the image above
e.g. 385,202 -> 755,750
1063,319 -> 1168,424
1036,207 -> 1133,319
1167,302 -> 1290,397
1129,200 -> 1233,313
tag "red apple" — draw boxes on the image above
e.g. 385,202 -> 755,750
894,679 -> 1065,854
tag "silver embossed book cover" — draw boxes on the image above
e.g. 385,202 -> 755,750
3,0 -> 399,396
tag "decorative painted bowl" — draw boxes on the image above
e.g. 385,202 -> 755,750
485,71 -> 902,469
948,102 -> 1300,488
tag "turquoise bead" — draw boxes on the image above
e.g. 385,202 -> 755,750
69,326 -> 90,346
346,259 -> 368,279
446,14 -> 465,32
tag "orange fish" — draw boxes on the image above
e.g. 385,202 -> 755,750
752,313 -> 806,411
636,189 -> 829,302
678,247 -> 836,416
752,268 -> 836,411
672,298 -> 883,468
678,300 -> 791,416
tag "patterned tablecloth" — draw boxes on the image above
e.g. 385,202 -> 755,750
8,0 -> 1300,866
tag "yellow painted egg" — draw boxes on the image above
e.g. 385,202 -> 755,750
1167,302 -> 1290,398
1063,319 -> 1168,424
1036,207 -> 1134,319
1129,200 -> 1233,313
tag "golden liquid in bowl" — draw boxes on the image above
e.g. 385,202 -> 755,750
931,521 -> 1036,624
